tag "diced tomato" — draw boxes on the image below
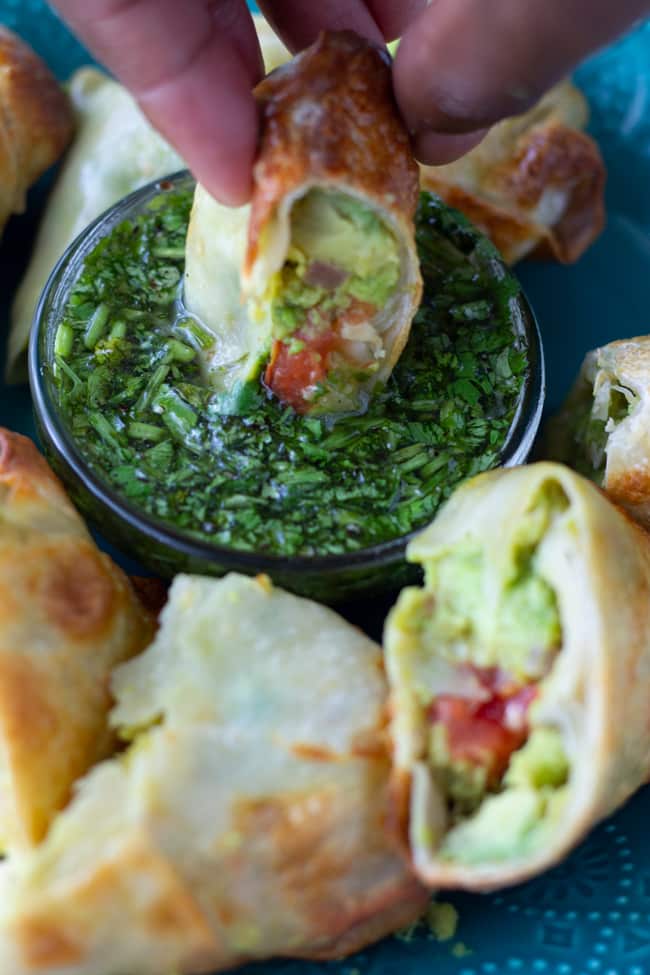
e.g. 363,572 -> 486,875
265,298 -> 379,412
428,666 -> 537,787
264,330 -> 338,413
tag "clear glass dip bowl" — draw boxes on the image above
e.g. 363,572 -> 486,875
30,171 -> 545,603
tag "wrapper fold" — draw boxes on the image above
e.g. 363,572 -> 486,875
0,573 -> 426,974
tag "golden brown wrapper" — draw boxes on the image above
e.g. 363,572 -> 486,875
184,32 -> 422,414
0,429 -> 155,849
385,463 -> 650,890
0,27 -> 74,234
0,573 -> 426,975
247,30 -> 419,276
420,81 -> 606,265
545,336 -> 650,529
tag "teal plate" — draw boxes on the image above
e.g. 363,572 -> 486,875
2,4 -> 650,974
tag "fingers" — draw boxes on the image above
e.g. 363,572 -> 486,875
414,130 -> 488,167
394,0 -> 650,164
257,0 -> 383,51
363,0 -> 428,42
51,0 -> 262,205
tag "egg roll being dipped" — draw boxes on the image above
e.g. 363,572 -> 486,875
545,337 -> 650,529
385,462 -> 650,890
0,573 -> 426,975
0,429 -> 155,850
184,30 -> 422,415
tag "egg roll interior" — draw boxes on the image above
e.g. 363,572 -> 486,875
392,482 -> 573,865
551,358 -> 638,482
259,188 -> 401,413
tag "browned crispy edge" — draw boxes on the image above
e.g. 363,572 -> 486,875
422,121 -> 606,265
246,30 -> 419,273
0,26 -> 74,214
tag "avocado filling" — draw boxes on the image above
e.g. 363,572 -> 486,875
264,189 -> 401,413
412,484 -> 570,864
566,372 -> 636,482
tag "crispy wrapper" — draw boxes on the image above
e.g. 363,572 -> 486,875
0,574 -> 426,974
545,337 -> 650,529
184,31 -> 422,414
0,430 -> 155,850
0,27 -> 73,231
386,462 -> 650,890
420,81 -> 606,265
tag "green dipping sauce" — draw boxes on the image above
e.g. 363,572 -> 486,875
51,187 -> 528,557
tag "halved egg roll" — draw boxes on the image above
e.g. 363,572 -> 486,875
184,30 -> 422,415
385,462 -> 650,890
0,429 -> 154,850
545,337 -> 650,528
419,81 -> 606,265
0,573 -> 425,975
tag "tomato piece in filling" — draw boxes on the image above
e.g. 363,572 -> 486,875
264,299 -> 378,413
264,329 -> 338,413
428,666 -> 537,788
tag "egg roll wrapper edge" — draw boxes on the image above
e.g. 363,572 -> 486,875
0,428 -> 155,850
0,573 -> 427,975
386,462 -> 650,890
245,30 -> 422,379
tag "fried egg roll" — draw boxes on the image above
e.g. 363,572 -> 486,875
419,81 -> 606,265
385,462 -> 650,889
0,429 -> 154,849
545,337 -> 650,528
184,31 -> 422,415
0,573 -> 425,974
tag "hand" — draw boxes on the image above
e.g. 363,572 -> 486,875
52,0 -> 650,206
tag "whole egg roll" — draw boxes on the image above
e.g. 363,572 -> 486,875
545,337 -> 650,528
385,462 -> 650,890
419,81 -> 606,265
0,27 -> 73,238
0,573 -> 426,975
184,31 -> 422,415
0,429 -> 154,850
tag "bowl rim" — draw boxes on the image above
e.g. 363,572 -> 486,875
29,170 -> 546,576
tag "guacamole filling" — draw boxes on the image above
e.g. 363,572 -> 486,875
265,189 -> 401,412
568,373 -> 636,482
415,484 -> 570,864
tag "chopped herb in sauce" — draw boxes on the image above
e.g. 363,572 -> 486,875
52,188 -> 528,557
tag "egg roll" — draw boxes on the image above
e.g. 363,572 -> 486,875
419,81 -> 606,265
0,429 -> 155,850
0,27 -> 73,239
0,573 -> 426,975
385,462 -> 650,890
184,30 -> 422,415
545,337 -> 650,528
7,66 -> 183,381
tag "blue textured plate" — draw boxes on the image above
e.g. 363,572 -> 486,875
2,4 -> 650,974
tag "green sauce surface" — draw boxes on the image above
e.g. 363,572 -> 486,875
51,188 -> 528,557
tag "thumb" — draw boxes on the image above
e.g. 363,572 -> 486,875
394,0 -> 650,164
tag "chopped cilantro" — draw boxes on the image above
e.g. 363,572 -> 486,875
52,188 -> 528,557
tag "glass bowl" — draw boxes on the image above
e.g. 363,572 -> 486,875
29,171 -> 545,603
